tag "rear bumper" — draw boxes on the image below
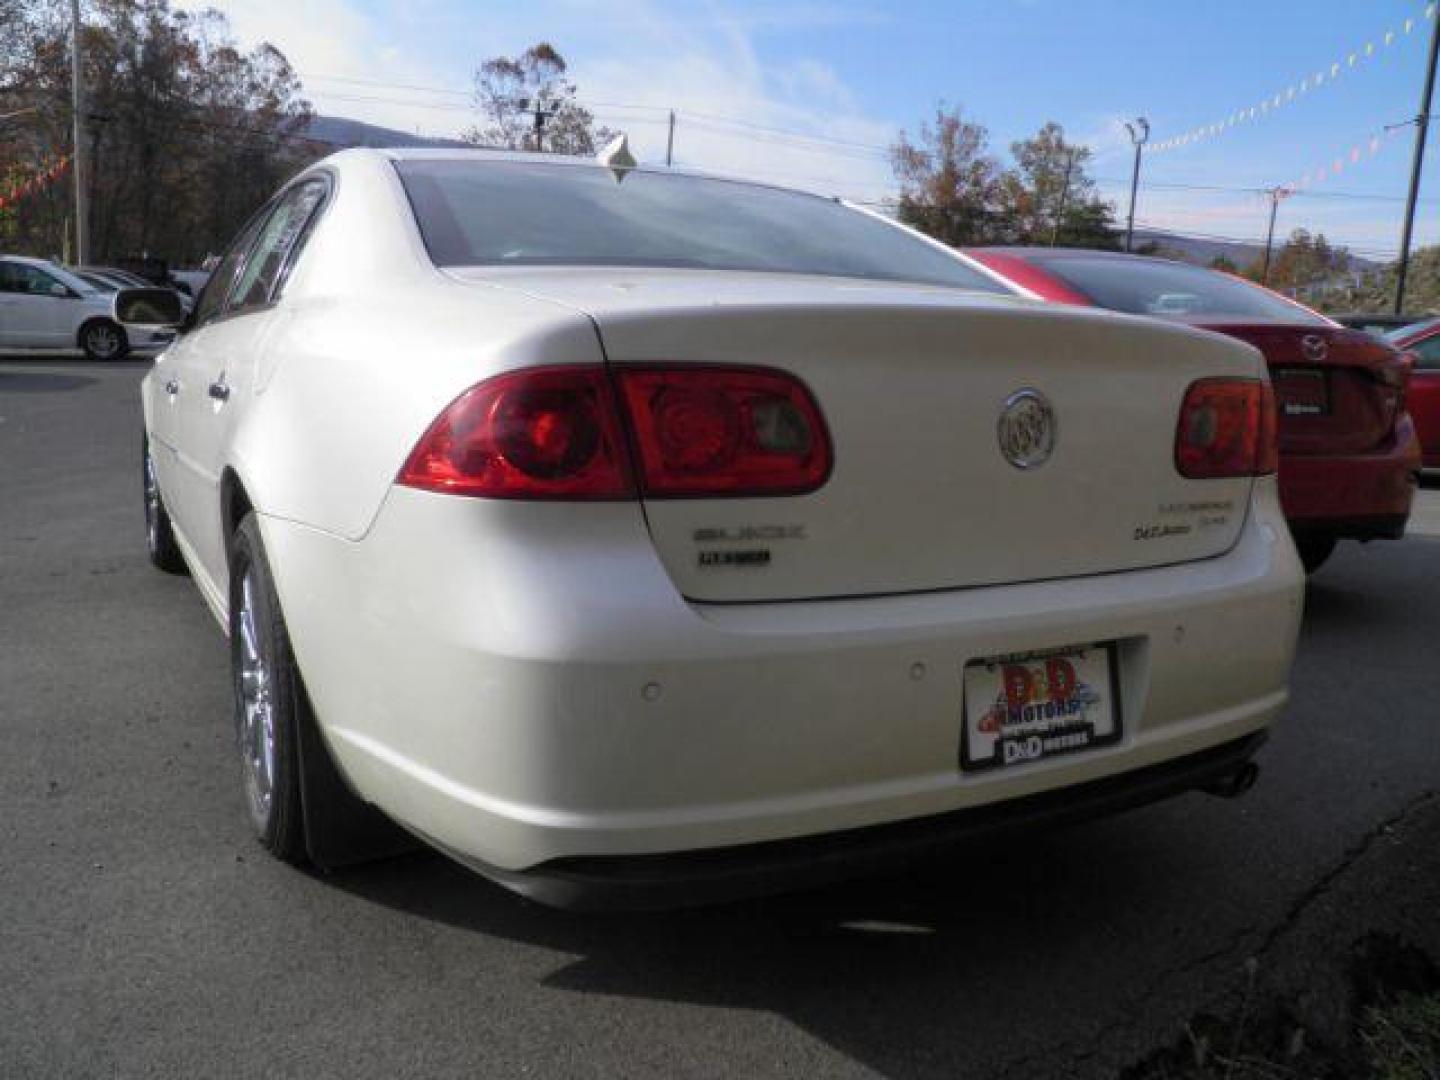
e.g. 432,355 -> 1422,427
479,733 -> 1268,910
1279,414 -> 1421,538
261,477 -> 1304,885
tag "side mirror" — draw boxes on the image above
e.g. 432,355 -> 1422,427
116,287 -> 186,327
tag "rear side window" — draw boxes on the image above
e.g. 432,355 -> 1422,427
1033,255 -> 1329,325
1409,335 -> 1440,371
395,159 -> 1007,293
230,178 -> 329,314
193,216 -> 264,327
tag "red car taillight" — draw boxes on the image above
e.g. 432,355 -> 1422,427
397,367 -> 635,499
1175,378 -> 1277,479
398,364 -> 832,500
1381,353 -> 1414,416
615,366 -> 832,497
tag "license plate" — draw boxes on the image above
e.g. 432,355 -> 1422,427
961,645 -> 1121,772
1273,368 -> 1329,416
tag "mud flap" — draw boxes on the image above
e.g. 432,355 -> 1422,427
295,693 -> 419,870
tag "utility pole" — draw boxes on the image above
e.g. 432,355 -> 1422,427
70,0 -> 88,266
513,97 -> 556,151
665,110 -> 675,166
1123,117 -> 1149,253
1395,12 -> 1440,314
1049,148 -> 1078,246
1260,186 -> 1293,285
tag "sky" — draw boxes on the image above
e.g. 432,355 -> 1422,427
182,0 -> 1440,258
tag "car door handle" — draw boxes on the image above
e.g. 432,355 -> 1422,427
208,381 -> 230,402
164,379 -> 180,396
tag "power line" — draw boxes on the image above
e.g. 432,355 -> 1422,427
298,74 -> 894,156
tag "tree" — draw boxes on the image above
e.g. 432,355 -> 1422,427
995,122 -> 1118,248
1244,229 -> 1350,291
464,42 -> 610,154
890,105 -> 1005,245
0,0 -> 318,264
1336,246 -> 1440,315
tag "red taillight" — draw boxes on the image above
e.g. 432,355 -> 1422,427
1175,378 -> 1277,479
1382,353 -> 1414,416
398,364 -> 832,500
397,367 -> 634,499
616,366 -> 832,497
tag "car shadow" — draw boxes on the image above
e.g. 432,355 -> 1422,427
323,805 -> 1240,1077
1301,537 -> 1438,639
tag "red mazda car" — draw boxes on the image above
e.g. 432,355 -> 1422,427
965,248 -> 1420,572
1383,318 -> 1440,468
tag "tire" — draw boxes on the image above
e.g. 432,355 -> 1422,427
229,513 -> 308,865
79,319 -> 129,362
142,436 -> 186,574
1295,535 -> 1337,575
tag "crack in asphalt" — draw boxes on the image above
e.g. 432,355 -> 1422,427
999,788 -> 1440,1079
1247,787 -> 1439,961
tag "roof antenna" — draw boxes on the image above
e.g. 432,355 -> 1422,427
597,133 -> 637,182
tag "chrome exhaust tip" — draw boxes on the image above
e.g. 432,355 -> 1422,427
1203,761 -> 1260,799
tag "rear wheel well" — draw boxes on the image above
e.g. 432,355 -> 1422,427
220,470 -> 253,564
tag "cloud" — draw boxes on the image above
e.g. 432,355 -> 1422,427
568,1 -> 894,197
177,0 -> 898,200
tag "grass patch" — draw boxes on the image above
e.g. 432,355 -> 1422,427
1359,991 -> 1440,1080
1124,935 -> 1440,1079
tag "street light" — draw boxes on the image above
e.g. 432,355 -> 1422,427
1123,117 -> 1149,253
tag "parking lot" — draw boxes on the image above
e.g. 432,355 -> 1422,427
3,357 -> 1439,1079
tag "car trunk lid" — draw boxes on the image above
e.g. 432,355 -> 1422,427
452,269 -> 1265,602
1198,323 -> 1406,455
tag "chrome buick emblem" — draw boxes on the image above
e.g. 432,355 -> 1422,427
1301,334 -> 1328,362
997,388 -> 1056,470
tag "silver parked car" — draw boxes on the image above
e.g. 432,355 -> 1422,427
0,255 -> 174,359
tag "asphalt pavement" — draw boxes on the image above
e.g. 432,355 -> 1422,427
3,358 -> 1438,1079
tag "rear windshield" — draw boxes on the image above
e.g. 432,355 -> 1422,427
395,159 -> 1007,292
1031,254 -> 1327,325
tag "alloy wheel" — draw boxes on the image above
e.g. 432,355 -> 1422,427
85,324 -> 121,360
236,568 -> 277,821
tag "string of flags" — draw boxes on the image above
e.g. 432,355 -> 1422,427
1280,124 -> 1404,195
0,155 -> 72,213
1150,3 -> 1435,155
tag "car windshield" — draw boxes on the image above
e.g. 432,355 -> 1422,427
1029,254 -> 1328,325
39,261 -> 102,296
395,159 -> 1009,292
77,272 -> 119,292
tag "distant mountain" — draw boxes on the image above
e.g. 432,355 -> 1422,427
1129,229 -> 1267,269
302,115 -> 472,151
1131,228 -> 1382,272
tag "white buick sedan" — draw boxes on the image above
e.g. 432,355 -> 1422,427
140,148 -> 1304,908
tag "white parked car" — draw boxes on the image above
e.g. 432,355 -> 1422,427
140,148 -> 1304,908
0,255 -> 174,359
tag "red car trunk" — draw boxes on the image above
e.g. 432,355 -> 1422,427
1192,324 -> 1405,455
962,247 -> 1422,562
